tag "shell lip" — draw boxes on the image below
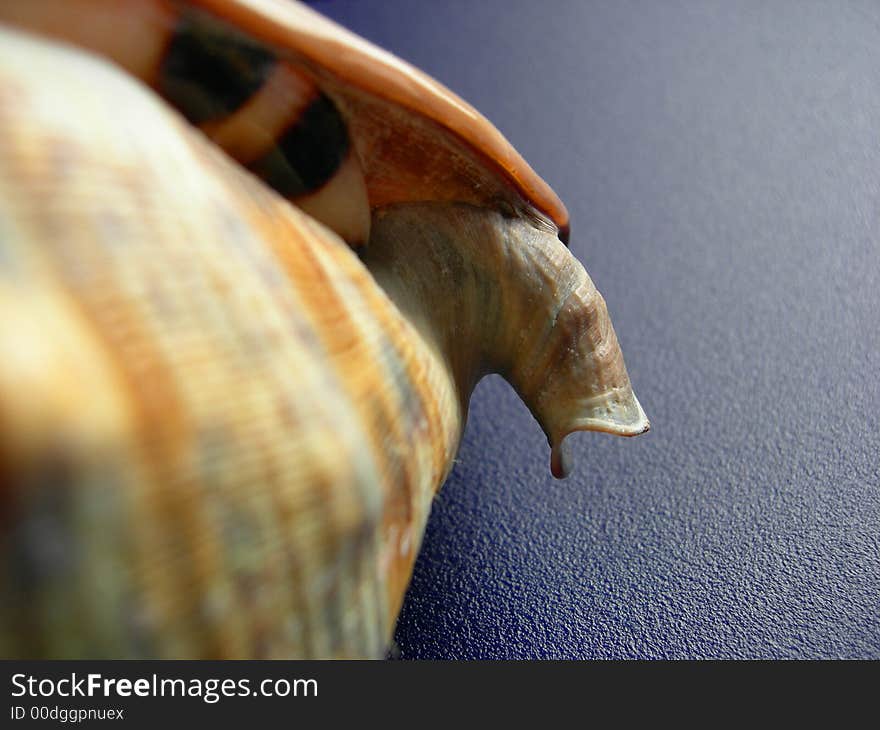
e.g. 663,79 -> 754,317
192,0 -> 570,233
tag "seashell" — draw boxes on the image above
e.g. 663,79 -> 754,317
0,0 -> 649,658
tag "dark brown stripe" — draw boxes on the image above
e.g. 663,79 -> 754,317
247,94 -> 350,198
159,8 -> 276,124
159,8 -> 351,202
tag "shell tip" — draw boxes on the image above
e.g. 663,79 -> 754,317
547,393 -> 650,478
550,437 -> 573,480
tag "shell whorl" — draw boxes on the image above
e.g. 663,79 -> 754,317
0,1 -> 648,658
0,26 -> 459,657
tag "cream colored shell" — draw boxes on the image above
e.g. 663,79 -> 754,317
0,7 -> 647,658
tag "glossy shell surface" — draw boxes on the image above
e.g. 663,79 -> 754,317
0,1 -> 647,658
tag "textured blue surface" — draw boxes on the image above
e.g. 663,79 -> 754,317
310,0 -> 880,658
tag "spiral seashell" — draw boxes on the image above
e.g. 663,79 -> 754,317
0,0 -> 648,658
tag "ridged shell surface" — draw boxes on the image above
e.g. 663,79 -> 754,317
0,0 -> 649,659
0,26 -> 460,658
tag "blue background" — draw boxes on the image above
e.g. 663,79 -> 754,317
309,0 -> 880,658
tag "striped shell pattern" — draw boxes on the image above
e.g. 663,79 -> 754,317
0,0 -> 649,658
